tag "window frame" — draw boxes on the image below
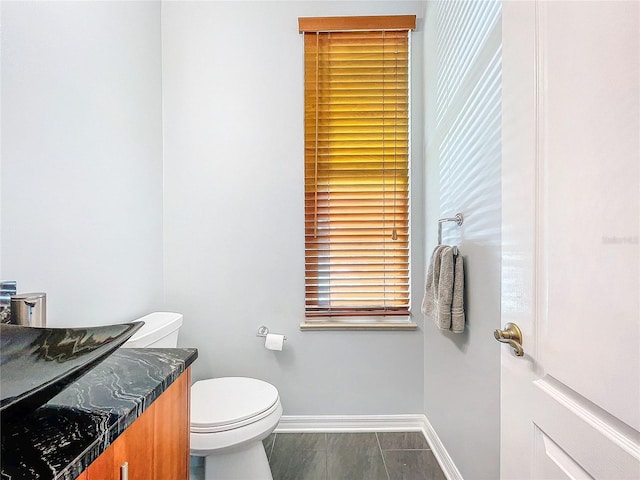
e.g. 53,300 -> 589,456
299,15 -> 418,330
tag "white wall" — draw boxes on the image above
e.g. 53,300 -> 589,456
423,1 -> 501,478
1,1 -> 164,326
162,0 -> 425,415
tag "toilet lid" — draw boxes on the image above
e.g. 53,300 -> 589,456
191,377 -> 279,432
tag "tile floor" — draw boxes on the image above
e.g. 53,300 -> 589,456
190,431 -> 447,480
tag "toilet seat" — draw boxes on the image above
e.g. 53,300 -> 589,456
191,377 -> 280,434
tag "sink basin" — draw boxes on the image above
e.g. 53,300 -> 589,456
0,321 -> 143,418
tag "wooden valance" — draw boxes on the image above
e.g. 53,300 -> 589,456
298,15 -> 416,34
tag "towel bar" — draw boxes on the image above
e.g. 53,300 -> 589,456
437,213 -> 464,248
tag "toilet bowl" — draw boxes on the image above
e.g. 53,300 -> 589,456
123,312 -> 282,480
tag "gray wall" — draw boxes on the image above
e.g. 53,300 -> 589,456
1,6 -> 504,474
422,1 -> 502,478
1,1 -> 164,326
161,1 -> 425,415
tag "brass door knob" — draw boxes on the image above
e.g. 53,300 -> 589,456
494,322 -> 524,357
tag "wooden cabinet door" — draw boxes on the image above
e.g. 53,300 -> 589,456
86,445 -> 115,480
153,370 -> 190,479
84,368 -> 191,480
87,405 -> 155,479
113,403 -> 156,479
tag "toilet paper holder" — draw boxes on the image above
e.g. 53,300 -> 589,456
256,325 -> 286,341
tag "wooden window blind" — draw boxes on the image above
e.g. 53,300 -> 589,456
301,16 -> 415,318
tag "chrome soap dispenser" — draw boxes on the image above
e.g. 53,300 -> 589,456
11,292 -> 47,327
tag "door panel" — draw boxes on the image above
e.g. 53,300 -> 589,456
532,378 -> 639,479
533,427 -> 593,480
542,0 -> 639,430
501,1 -> 640,478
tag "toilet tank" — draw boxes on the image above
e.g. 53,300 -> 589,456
122,312 -> 183,348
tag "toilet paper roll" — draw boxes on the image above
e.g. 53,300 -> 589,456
265,333 -> 285,351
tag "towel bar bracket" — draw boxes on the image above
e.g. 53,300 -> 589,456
437,213 -> 463,225
437,213 -> 464,245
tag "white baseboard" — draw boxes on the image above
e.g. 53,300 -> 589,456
276,414 -> 425,433
275,414 -> 463,480
419,415 -> 464,480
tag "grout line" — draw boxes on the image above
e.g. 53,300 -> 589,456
376,432 -> 391,480
267,433 -> 276,462
381,448 -> 431,451
324,432 -> 328,480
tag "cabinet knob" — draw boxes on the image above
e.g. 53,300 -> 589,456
120,462 -> 129,480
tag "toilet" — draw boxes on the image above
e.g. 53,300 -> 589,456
123,312 -> 282,480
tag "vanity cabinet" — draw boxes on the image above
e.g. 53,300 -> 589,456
0,348 -> 197,480
80,368 -> 191,480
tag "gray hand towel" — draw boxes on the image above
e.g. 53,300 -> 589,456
435,246 -> 454,330
451,253 -> 465,333
421,245 -> 447,321
423,245 -> 466,333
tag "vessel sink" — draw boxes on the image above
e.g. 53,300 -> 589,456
0,321 -> 143,418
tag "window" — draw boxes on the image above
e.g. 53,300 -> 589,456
299,15 -> 416,327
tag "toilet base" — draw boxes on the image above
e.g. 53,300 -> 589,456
204,441 -> 273,480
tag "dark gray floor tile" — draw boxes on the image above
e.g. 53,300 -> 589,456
270,433 -> 328,480
377,432 -> 430,450
273,432 -> 327,450
327,447 -> 389,480
327,432 -> 379,450
270,447 -> 327,480
383,450 -> 446,480
263,433 -> 276,460
192,432 -> 437,480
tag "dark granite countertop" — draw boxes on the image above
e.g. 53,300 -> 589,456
1,347 -> 198,480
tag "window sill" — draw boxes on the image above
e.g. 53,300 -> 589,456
299,321 -> 417,331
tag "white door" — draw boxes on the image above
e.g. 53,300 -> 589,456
501,1 -> 640,479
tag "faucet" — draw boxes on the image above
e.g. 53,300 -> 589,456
0,281 -> 17,324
